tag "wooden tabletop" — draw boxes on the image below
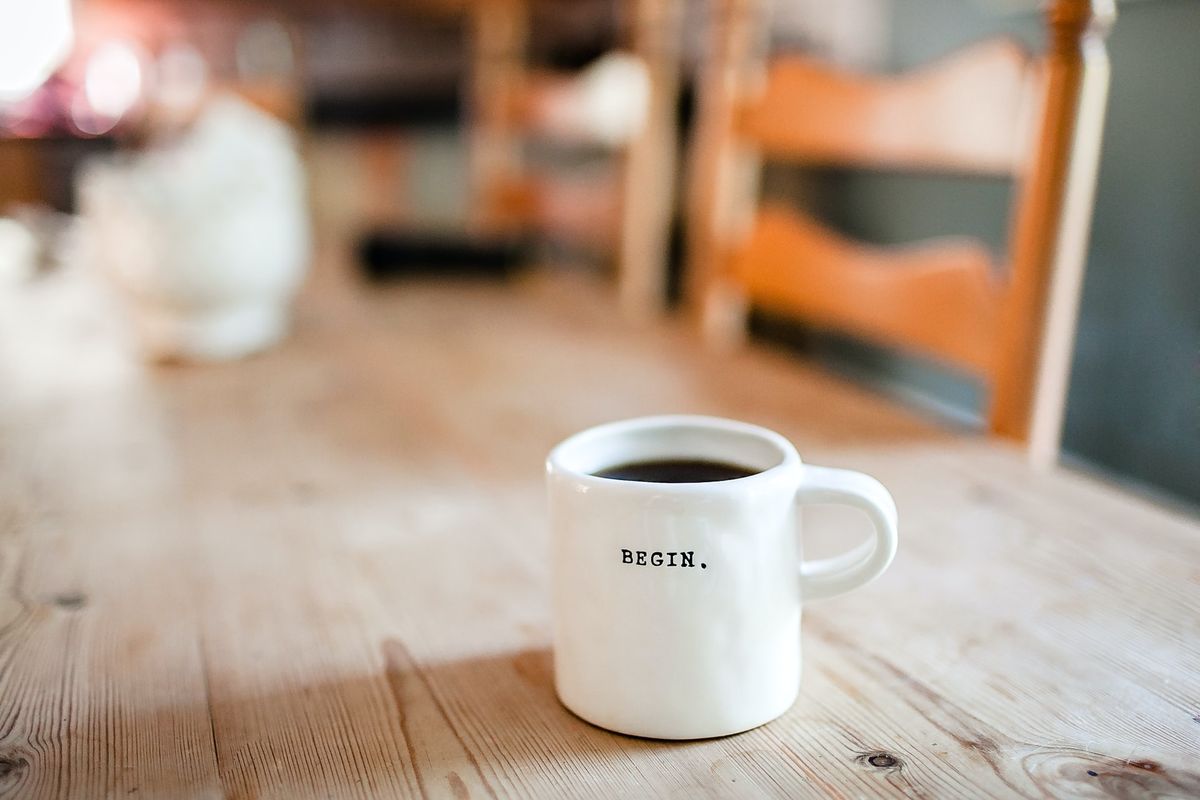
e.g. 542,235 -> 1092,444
1,261 -> 1197,799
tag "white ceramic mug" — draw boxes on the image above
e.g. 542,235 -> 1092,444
546,415 -> 898,739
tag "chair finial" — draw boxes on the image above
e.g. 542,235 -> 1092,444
1048,0 -> 1116,47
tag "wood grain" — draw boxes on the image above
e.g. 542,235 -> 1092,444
0,236 -> 1197,798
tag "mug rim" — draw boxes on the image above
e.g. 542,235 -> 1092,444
546,414 -> 802,493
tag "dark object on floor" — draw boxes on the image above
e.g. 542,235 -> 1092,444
358,230 -> 527,280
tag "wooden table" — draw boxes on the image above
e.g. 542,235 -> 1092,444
1,262 -> 1197,799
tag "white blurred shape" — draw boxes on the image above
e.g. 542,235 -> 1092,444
71,92 -> 119,135
578,52 -> 650,147
155,42 -> 208,115
85,40 -> 145,119
0,217 -> 38,284
79,93 -> 311,361
0,0 -> 74,102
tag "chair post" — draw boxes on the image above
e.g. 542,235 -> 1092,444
686,0 -> 769,346
617,0 -> 683,321
990,0 -> 1116,466
468,0 -> 528,236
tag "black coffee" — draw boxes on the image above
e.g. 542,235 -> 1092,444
593,458 -> 758,483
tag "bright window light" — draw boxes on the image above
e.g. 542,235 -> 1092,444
0,0 -> 74,102
84,40 -> 144,119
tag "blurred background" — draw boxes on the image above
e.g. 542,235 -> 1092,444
0,0 -> 1196,508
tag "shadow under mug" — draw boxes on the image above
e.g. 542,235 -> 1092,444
547,415 -> 899,740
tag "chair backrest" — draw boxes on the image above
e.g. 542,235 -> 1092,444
687,0 -> 1115,465
468,0 -> 683,319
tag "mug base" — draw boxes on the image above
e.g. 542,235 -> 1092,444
132,299 -> 290,362
556,691 -> 798,741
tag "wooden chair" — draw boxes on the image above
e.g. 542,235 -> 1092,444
469,0 -> 682,319
686,0 -> 1115,466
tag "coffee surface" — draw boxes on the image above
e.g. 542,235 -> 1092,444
593,458 -> 758,483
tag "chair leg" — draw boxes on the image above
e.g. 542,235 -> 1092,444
467,0 -> 528,237
617,0 -> 683,321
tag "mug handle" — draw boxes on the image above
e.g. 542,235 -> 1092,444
796,465 -> 899,601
